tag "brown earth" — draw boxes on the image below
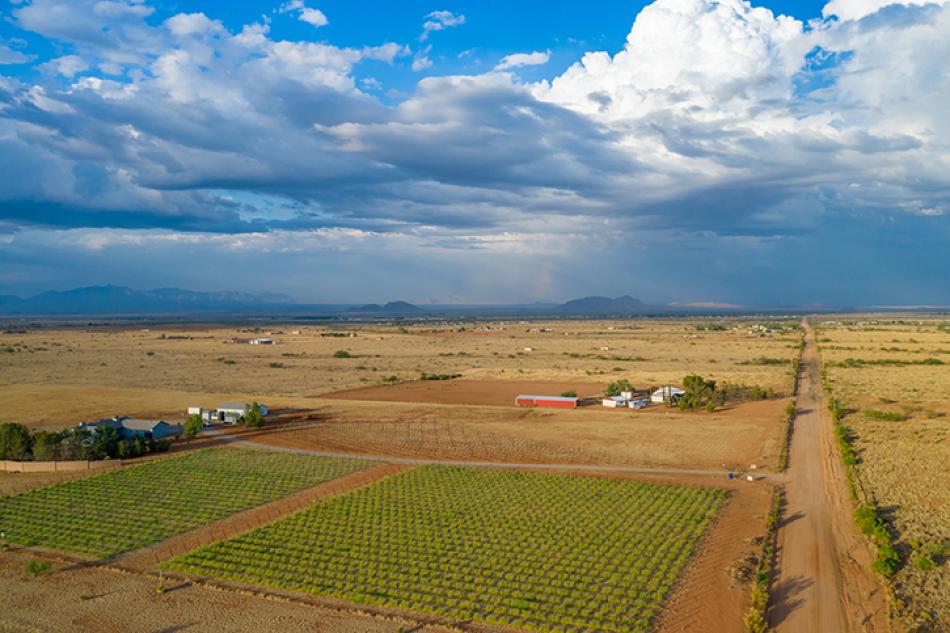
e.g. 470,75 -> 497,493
322,378 -> 609,406
771,320 -> 892,633
0,548 -> 443,633
248,397 -> 789,470
658,481 -> 773,633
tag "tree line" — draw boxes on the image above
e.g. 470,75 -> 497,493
0,423 -> 171,462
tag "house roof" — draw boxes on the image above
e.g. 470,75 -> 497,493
652,387 -> 685,395
121,419 -> 171,432
218,402 -> 248,411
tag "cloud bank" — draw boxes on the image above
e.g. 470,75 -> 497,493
0,0 -> 947,303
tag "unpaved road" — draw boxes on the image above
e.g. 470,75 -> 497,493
771,320 -> 890,633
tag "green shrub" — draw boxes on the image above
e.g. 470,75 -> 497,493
861,409 -> 907,422
332,350 -> 352,358
26,559 -> 51,575
560,390 -> 577,398
604,379 -> 634,397
915,555 -> 936,571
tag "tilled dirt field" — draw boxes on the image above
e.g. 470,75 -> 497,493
252,398 -> 788,470
322,379 -> 608,406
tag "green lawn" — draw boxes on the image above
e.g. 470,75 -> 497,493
0,448 -> 372,557
167,466 -> 726,633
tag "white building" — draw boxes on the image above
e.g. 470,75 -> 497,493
602,396 -> 627,408
651,387 -> 685,404
187,403 -> 269,424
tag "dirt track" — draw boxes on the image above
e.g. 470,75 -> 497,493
771,320 -> 891,633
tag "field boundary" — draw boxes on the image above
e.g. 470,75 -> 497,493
116,462 -> 413,572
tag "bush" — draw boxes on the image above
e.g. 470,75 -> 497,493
183,414 -> 204,440
604,379 -> 634,397
420,373 -> 461,381
332,350 -> 352,358
25,559 -> 51,576
561,390 -> 577,398
243,402 -> 265,428
861,409 -> 907,422
743,606 -> 767,633
915,555 -> 936,571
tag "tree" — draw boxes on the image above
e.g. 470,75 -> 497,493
604,379 -> 634,397
244,402 -> 265,428
183,414 -> 204,440
32,430 -> 64,461
0,423 -> 33,460
89,425 -> 120,460
679,374 -> 716,411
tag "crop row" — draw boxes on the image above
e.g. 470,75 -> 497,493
168,465 -> 725,633
0,448 -> 372,557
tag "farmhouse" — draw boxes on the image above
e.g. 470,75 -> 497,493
79,416 -> 183,440
249,337 -> 275,345
515,395 -> 578,409
651,386 -> 685,404
189,403 -> 270,424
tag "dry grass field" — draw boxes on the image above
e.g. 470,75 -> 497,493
0,317 -> 801,633
0,318 -> 798,426
0,318 -> 798,473
816,317 -> 950,628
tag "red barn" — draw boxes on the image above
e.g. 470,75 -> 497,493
515,395 -> 578,409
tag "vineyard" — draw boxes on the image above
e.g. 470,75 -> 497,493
168,466 -> 726,632
0,448 -> 372,557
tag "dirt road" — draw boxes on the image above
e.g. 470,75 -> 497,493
771,320 -> 890,633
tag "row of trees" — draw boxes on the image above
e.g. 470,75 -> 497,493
602,376 -> 775,412
0,422 -> 171,462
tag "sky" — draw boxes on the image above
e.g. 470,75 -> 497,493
0,0 -> 948,307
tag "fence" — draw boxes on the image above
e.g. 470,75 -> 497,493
0,459 -> 127,473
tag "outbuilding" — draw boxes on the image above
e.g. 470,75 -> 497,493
602,396 -> 627,408
216,402 -> 261,423
651,386 -> 685,404
515,395 -> 578,409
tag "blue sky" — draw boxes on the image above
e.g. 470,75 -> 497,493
0,0 -> 948,306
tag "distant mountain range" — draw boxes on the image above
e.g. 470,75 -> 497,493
347,301 -> 422,315
2,286 -> 900,318
556,295 -> 647,314
0,285 -> 295,315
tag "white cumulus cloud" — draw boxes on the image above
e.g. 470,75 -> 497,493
823,0 -> 950,20
494,50 -> 551,71
421,10 -> 465,40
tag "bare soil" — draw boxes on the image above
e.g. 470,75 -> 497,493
249,398 -> 788,470
322,378 -> 608,405
658,481 -> 773,633
0,548 -> 441,633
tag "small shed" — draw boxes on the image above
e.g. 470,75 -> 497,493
602,396 -> 627,408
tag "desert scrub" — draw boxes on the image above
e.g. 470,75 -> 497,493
743,486 -> 783,632
861,409 -> 908,422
